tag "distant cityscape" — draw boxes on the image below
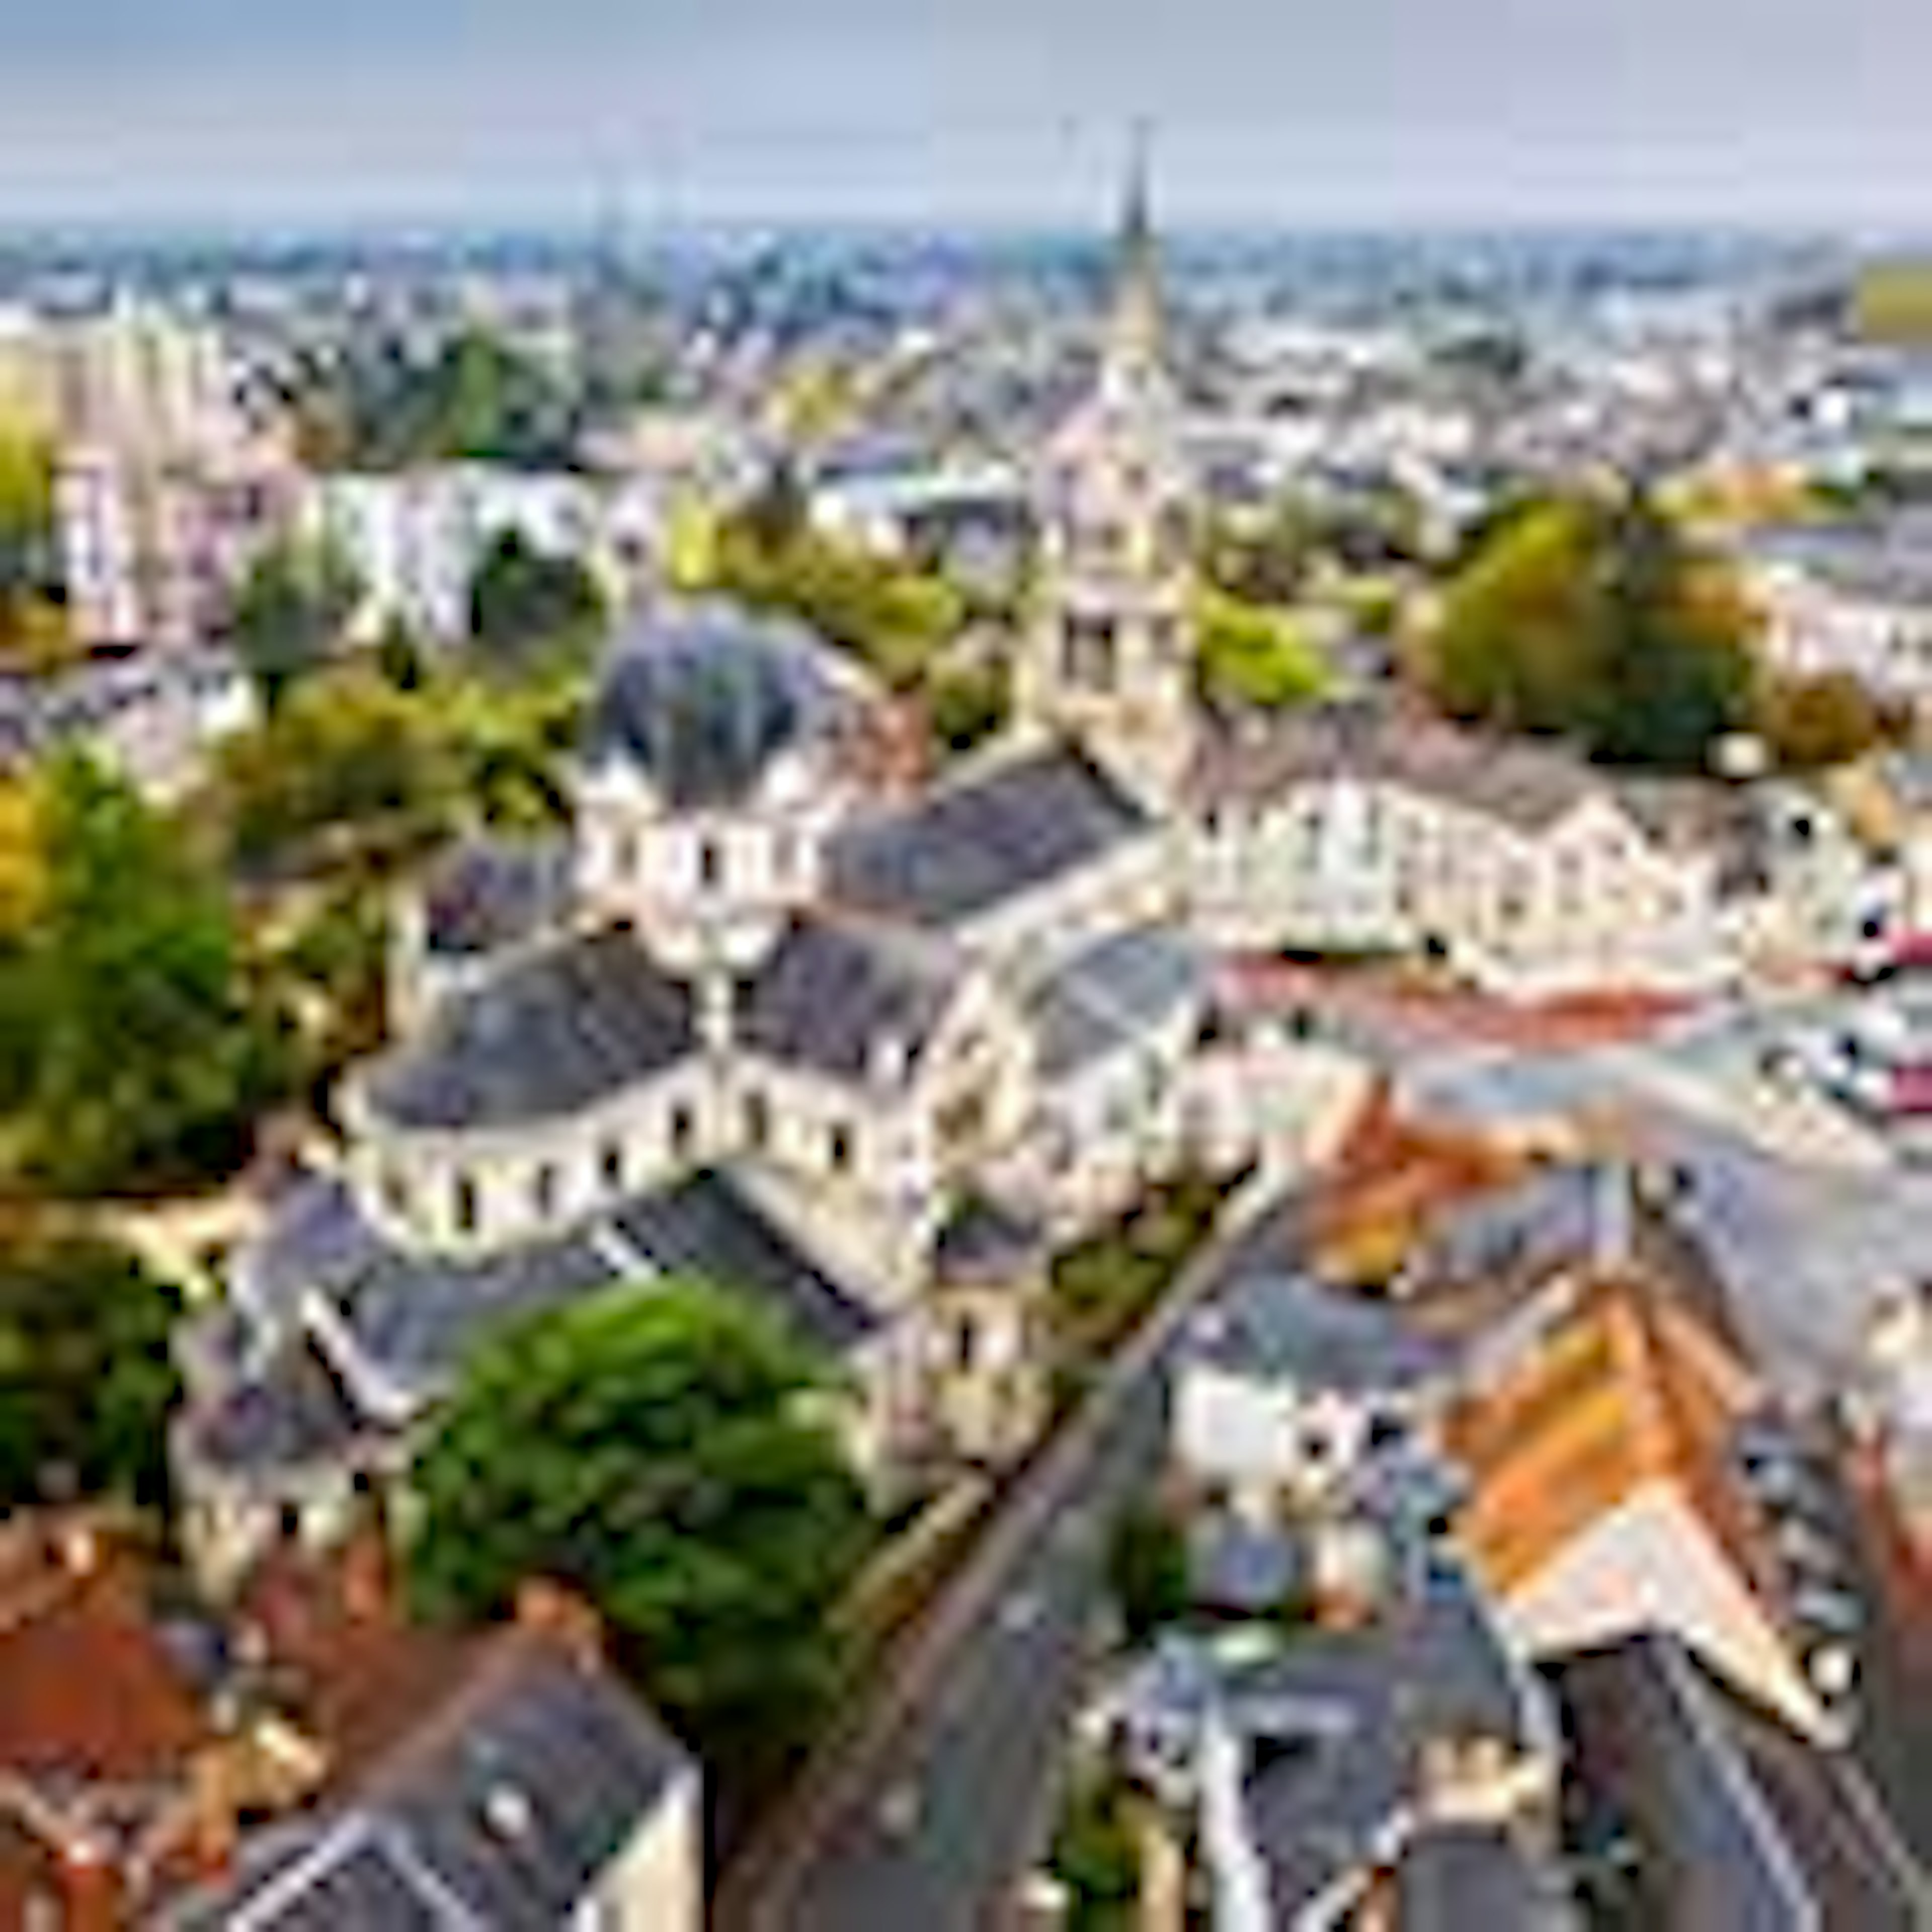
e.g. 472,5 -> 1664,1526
3,112 -> 1932,1932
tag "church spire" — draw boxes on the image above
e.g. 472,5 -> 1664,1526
1103,122 -> 1165,399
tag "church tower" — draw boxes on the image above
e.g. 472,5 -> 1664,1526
1019,134 -> 1197,809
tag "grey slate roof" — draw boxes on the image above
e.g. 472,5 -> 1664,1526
1555,1634 -> 1921,1932
1393,1825 -> 1562,1932
328,1229 -> 626,1394
1027,924 -> 1205,1077
181,1338 -> 369,1477
612,1168 -> 883,1357
1188,1271 -> 1448,1393
1236,1557 -> 1539,1921
167,1640 -> 694,1932
828,743 -> 1152,928
584,602 -> 835,811
421,836 -> 573,961
735,914 -> 965,1085
363,928 -> 697,1133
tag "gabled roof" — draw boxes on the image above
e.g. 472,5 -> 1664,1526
0,1539 -> 207,1792
164,1632 -> 694,1932
828,743 -> 1152,929
1026,924 -> 1206,1078
1556,1634 -> 1923,1931
362,928 -> 697,1133
611,1167 -> 883,1358
735,913 -> 967,1086
1445,1271 -> 1768,1600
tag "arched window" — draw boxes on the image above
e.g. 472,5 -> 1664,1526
453,1173 -> 479,1234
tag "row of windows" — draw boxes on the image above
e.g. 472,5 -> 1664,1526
605,827 -> 808,891
385,1094 -> 860,1237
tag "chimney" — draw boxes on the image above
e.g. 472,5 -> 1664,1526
514,1578 -> 605,1668
340,1527 -> 393,1625
57,1838 -> 123,1932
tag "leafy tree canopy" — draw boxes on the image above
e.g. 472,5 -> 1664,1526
0,1231 -> 182,1511
1196,588 -> 1334,712
467,528 -> 609,680
225,535 -> 362,713
1417,490 -> 1756,772
210,665 -> 459,879
409,1281 -> 873,1791
0,755 -> 293,1194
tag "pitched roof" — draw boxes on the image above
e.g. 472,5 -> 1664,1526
1556,1635 -> 1923,1931
420,836 -> 573,961
735,913 -> 966,1085
1233,1557 -> 1541,1921
1191,704 -> 1601,833
1444,1271 -> 1769,1600
165,1632 -> 694,1932
1026,924 -> 1206,1077
361,928 -> 697,1133
0,1537 -> 206,1791
1185,1270 -> 1448,1392
611,1167 -> 883,1357
1389,1824 -> 1561,1932
828,743 -> 1152,928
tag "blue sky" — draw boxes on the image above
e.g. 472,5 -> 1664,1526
0,0 -> 1924,228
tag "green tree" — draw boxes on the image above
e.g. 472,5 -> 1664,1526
0,1233 -> 182,1509
1047,1764 -> 1142,1930
926,659 -> 1011,759
1419,490 -> 1754,771
1106,1502 -> 1190,1644
708,515 -> 967,691
467,529 -> 609,679
210,666 -> 458,878
1196,589 -> 1333,711
226,536 -> 362,713
1755,670 -> 1888,771
409,1281 -> 873,1791
0,755 -> 292,1194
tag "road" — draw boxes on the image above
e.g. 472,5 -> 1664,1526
713,1180 -> 1304,1932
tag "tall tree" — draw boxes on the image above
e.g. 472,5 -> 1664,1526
467,529 -> 608,679
226,536 -> 362,713
0,1233 -> 182,1510
1419,489 -> 1754,772
0,755 -> 292,1194
409,1281 -> 873,1793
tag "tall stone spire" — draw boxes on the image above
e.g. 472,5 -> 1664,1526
1102,121 -> 1165,402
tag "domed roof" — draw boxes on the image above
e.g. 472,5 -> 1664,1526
585,603 -> 838,812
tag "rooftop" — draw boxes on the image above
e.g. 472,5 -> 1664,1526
828,742 -> 1151,930
584,601 -> 839,812
361,927 -> 697,1134
735,913 -> 966,1086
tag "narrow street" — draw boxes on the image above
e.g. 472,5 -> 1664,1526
712,1181 -> 1301,1932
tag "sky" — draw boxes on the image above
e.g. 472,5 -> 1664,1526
0,0 -> 1926,231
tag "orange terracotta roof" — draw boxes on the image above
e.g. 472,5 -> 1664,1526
0,1550 -> 206,1790
1445,1272 -> 1770,1599
237,1532 -> 476,1780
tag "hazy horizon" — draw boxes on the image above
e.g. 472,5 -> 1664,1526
1,0 -> 1928,233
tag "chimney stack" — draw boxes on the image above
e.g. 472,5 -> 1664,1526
514,1578 -> 605,1668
